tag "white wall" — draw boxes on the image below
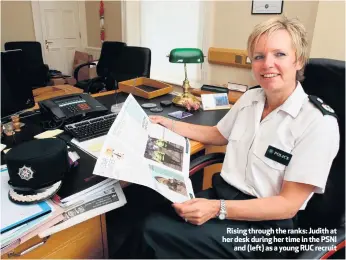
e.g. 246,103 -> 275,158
310,1 -> 345,60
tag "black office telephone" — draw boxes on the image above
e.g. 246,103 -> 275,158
39,93 -> 108,124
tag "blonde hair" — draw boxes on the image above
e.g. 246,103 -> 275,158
247,16 -> 309,81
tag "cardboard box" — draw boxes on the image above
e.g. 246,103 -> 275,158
50,77 -> 77,86
119,77 -> 173,99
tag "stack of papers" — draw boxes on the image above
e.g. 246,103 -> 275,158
48,144 -> 127,237
0,162 -> 126,253
41,181 -> 126,238
0,167 -> 64,255
1,201 -> 64,253
0,169 -> 52,234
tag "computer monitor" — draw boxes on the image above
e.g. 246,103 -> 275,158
1,50 -> 35,120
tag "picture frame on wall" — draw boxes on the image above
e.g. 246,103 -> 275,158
251,0 -> 283,14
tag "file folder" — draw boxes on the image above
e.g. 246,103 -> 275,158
1,167 -> 52,234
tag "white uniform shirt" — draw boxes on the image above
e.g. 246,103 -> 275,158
217,82 -> 339,209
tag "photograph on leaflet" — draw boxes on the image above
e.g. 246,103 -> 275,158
144,136 -> 184,171
149,165 -> 193,200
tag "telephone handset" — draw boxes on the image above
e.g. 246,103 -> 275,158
39,93 -> 108,123
40,99 -> 66,121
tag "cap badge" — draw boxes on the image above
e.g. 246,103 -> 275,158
18,165 -> 34,181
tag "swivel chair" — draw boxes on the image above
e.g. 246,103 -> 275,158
74,44 -> 151,94
189,58 -> 345,259
4,41 -> 50,89
112,46 -> 151,83
74,41 -> 127,94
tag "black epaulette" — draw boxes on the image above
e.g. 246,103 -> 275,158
308,95 -> 338,119
248,85 -> 261,90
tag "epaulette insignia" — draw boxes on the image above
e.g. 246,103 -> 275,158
308,95 -> 338,119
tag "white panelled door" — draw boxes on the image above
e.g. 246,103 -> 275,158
39,1 -> 81,75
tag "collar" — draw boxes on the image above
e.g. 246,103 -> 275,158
279,82 -> 307,118
239,88 -> 266,108
242,82 -> 307,118
252,88 -> 266,103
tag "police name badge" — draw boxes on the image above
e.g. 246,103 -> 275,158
18,165 -> 34,181
265,146 -> 292,166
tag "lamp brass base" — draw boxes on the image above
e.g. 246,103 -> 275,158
172,92 -> 201,107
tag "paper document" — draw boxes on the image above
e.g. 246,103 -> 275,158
71,135 -> 107,158
39,181 -> 126,237
34,129 -> 64,139
93,94 -> 194,203
1,200 -> 63,253
58,179 -> 118,208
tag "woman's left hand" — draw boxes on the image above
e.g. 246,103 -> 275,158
173,198 -> 220,225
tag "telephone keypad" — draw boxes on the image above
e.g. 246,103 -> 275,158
78,103 -> 91,110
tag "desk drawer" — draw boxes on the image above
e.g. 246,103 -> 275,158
2,216 -> 104,259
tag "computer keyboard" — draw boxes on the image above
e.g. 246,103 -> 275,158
64,113 -> 117,141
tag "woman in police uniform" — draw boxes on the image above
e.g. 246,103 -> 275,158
119,16 -> 340,259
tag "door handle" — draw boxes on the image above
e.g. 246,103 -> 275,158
45,40 -> 53,50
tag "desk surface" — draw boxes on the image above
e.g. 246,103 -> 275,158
33,85 -> 83,102
1,88 -> 229,195
96,91 -> 228,154
1,86 -> 239,258
95,92 -> 228,126
23,87 -> 229,155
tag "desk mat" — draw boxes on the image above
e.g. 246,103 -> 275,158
95,92 -> 229,127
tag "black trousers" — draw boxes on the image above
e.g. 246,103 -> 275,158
118,174 -> 297,259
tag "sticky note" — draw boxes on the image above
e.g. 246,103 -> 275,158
34,129 -> 64,139
88,143 -> 103,152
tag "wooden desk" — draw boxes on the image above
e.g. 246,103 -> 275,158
2,87 -> 210,259
30,85 -> 83,110
33,85 -> 83,102
28,86 -> 237,156
2,216 -> 107,259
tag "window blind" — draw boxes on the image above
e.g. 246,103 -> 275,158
139,1 -> 203,86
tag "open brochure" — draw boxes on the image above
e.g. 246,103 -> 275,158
93,94 -> 194,203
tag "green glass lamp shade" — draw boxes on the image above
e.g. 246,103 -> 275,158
169,48 -> 204,63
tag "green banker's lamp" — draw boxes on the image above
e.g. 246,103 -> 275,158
168,48 -> 204,107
